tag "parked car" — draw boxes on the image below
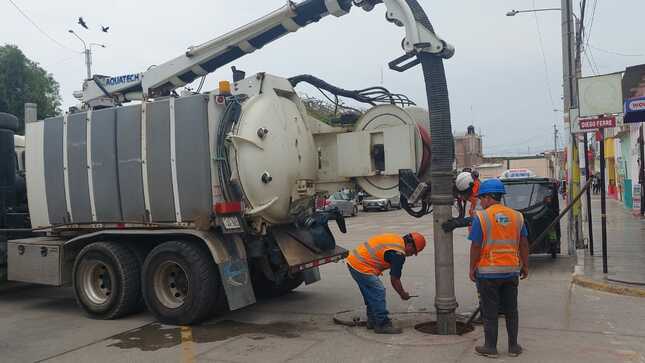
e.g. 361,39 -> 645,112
500,177 -> 561,258
318,192 -> 358,217
362,195 -> 401,212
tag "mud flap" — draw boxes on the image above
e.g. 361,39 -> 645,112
273,227 -> 348,274
303,267 -> 321,285
217,235 -> 256,310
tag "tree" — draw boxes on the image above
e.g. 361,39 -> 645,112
0,45 -> 61,134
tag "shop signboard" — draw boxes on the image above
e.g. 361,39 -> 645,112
578,73 -> 625,118
623,64 -> 645,124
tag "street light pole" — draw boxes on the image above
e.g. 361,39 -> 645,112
68,30 -> 105,80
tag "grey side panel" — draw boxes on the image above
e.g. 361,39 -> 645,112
175,95 -> 212,221
92,108 -> 122,221
43,117 -> 67,224
116,105 -> 146,222
147,100 -> 175,222
67,113 -> 91,222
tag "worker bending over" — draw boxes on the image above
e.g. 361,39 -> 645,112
346,232 -> 427,334
469,179 -> 529,358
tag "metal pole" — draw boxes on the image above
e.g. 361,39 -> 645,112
599,129 -> 608,273
640,124 -> 645,216
583,133 -> 594,255
534,178 -> 592,247
84,49 -> 92,79
554,124 -> 559,179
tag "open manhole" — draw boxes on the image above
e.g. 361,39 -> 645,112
415,321 -> 474,336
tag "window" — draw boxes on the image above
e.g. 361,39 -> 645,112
503,183 -> 554,210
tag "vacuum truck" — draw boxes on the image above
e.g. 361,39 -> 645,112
2,0 -> 454,325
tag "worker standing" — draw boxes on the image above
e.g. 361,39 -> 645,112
455,170 -> 481,217
468,170 -> 481,216
469,179 -> 529,358
346,232 -> 427,334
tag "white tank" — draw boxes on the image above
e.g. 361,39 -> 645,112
231,92 -> 317,225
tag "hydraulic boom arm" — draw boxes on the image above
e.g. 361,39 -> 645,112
79,0 -> 453,108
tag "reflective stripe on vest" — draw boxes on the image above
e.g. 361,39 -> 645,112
346,234 -> 406,275
476,204 -> 523,276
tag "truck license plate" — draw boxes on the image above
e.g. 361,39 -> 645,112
222,216 -> 241,230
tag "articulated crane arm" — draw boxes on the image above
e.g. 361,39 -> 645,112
80,0 -> 453,108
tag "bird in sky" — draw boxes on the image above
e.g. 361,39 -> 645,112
78,17 -> 88,29
101,25 -> 110,33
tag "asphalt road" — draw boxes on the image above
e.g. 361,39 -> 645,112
1,209 -> 644,362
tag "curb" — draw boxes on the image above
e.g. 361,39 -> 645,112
572,274 -> 645,298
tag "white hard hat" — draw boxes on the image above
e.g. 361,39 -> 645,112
455,172 -> 475,192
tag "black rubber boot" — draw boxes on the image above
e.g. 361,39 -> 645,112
506,312 -> 522,356
374,322 -> 402,334
475,318 -> 499,358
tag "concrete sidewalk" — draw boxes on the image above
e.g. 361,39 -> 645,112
573,196 -> 645,296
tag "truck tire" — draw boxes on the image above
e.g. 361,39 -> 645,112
73,242 -> 142,320
251,268 -> 304,299
142,241 -> 223,325
126,243 -> 153,312
0,113 -> 19,132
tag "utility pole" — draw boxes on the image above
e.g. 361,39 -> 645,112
562,0 -> 583,255
554,124 -> 559,179
638,123 -> 645,216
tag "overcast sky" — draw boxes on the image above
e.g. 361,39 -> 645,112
2,0 -> 644,155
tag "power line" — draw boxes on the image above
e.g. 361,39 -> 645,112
587,47 -> 601,73
531,0 -> 557,111
588,44 -> 645,58
6,0 -> 76,52
585,0 -> 598,44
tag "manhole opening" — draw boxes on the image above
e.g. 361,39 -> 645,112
414,321 -> 474,336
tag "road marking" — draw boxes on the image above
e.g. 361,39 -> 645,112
180,326 -> 195,363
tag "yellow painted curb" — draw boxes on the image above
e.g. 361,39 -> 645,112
572,274 -> 645,298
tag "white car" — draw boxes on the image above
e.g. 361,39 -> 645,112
362,196 -> 401,212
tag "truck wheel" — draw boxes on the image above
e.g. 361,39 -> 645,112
142,241 -> 223,325
126,243 -> 153,312
73,242 -> 141,320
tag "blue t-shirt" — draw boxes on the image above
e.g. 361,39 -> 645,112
468,212 -> 528,279
383,250 -> 405,278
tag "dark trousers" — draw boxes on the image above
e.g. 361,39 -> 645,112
478,277 -> 519,348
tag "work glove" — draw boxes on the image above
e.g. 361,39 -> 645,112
441,217 -> 473,233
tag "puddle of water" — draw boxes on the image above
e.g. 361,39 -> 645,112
108,320 -> 303,352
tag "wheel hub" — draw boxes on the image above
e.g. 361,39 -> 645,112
154,261 -> 189,309
79,260 -> 112,305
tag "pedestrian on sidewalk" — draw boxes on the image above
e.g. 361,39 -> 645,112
346,232 -> 427,334
469,179 -> 530,358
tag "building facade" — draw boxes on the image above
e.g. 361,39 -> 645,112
454,126 -> 483,169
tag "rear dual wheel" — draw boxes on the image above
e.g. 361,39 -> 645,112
142,241 -> 227,325
73,242 -> 142,320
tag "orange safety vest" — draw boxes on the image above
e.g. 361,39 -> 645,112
475,204 -> 523,276
346,233 -> 406,276
468,179 -> 481,217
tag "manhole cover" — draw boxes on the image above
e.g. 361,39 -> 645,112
415,321 -> 474,336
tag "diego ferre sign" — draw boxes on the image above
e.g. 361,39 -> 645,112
578,116 -> 617,130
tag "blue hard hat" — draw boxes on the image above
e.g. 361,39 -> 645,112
477,179 -> 506,196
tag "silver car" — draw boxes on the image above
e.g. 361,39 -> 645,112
362,195 -> 401,212
321,192 -> 359,217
